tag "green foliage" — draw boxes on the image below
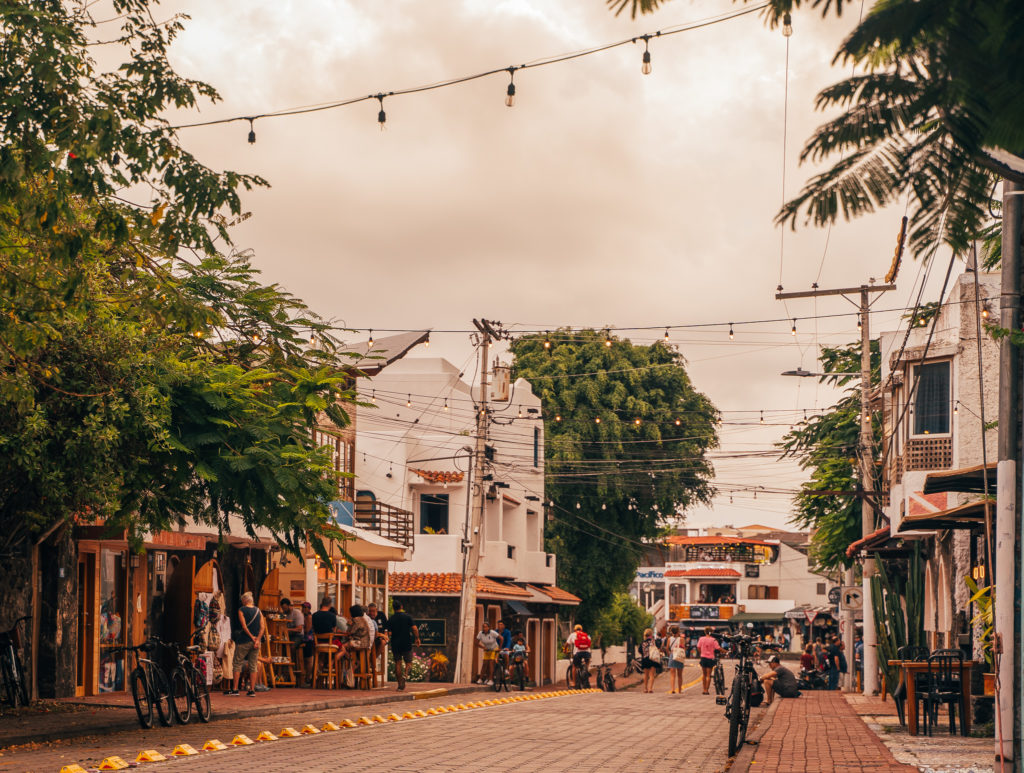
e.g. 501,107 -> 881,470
593,592 -> 653,652
511,329 -> 718,625
0,1 -> 359,561
964,576 -> 994,668
871,550 -> 924,697
778,339 -> 880,569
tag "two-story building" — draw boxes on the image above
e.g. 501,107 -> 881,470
355,356 -> 578,685
854,270 -> 999,654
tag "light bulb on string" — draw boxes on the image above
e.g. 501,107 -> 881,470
443,398 -> 449,412
576,502 -> 581,510
954,400 -> 959,416
857,314 -> 862,330
639,35 -> 653,75
424,335 -> 429,348
791,318 -> 797,336
782,12 -> 793,37
368,329 -> 374,348
760,411 -> 765,425
674,418 -> 681,426
518,406 -> 523,418
505,67 -> 516,107
246,118 -> 256,145
729,323 -> 734,340
543,332 -> 551,350
595,416 -> 601,424
555,414 -> 562,422
981,304 -> 990,319
375,93 -> 389,130
601,503 -> 607,511
604,330 -> 612,347
406,394 -> 412,408
664,328 -> 670,342
634,418 -> 641,426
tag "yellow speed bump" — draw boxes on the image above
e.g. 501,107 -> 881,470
97,759 -> 129,771
413,709 -> 428,717
446,704 -> 459,711
171,745 -> 200,756
136,750 -> 167,762
386,713 -> 402,722
280,727 -> 301,737
435,706 -> 449,713
401,711 -> 416,719
231,735 -> 255,746
356,716 -> 374,725
301,724 -> 321,735
59,766 -> 88,773
322,721 -> 341,731
371,715 -> 388,724
339,719 -> 357,728
256,730 -> 278,741
202,740 -> 228,751
456,703 -> 468,710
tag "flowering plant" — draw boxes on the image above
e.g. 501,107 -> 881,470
387,651 -> 431,682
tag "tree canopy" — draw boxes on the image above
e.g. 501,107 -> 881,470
511,329 -> 718,625
778,340 -> 881,569
0,1 -> 356,560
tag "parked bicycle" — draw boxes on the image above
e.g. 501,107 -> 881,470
0,615 -> 30,708
111,640 -> 172,729
167,635 -> 211,724
621,650 -> 642,678
595,660 -> 615,692
721,628 -> 780,757
492,651 -> 511,692
712,651 -> 727,699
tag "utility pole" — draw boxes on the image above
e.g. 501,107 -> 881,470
777,283 -> 893,693
455,318 -> 501,685
994,179 -> 1021,764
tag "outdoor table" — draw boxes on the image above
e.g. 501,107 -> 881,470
888,659 -> 974,736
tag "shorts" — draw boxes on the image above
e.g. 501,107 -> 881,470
232,641 -> 258,673
640,657 -> 661,670
572,651 -> 592,668
668,658 -> 685,669
482,650 -> 498,661
700,657 -> 716,669
391,648 -> 414,664
776,684 -> 801,699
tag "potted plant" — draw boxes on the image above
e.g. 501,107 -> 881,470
965,576 -> 994,695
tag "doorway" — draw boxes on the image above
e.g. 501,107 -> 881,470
76,552 -> 97,697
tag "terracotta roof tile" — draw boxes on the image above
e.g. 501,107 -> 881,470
531,585 -> 581,604
389,572 -> 532,599
664,568 -> 741,578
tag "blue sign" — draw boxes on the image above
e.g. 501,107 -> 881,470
329,500 -> 354,526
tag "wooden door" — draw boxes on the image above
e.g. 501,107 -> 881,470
527,618 -> 540,687
542,619 -> 555,686
163,555 -> 196,646
76,552 -> 97,696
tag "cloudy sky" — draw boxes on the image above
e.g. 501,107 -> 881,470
148,0 -> 955,531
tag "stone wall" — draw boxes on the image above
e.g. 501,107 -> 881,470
393,595 -> 459,681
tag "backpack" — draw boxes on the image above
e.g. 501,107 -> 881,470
748,675 -> 765,707
575,631 -> 591,650
192,598 -> 209,630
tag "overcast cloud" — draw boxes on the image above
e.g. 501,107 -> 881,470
151,0 -> 957,531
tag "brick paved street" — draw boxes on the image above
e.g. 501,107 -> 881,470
1,675 -> 751,773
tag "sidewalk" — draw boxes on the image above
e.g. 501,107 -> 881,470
735,691 -> 918,772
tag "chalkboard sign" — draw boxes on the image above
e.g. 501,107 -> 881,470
745,564 -> 760,578
416,619 -> 447,646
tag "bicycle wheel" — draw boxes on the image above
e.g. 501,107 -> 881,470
150,665 -> 173,727
131,668 -> 154,729
714,664 -> 726,695
515,663 -> 526,691
727,678 -> 747,757
170,668 -> 192,724
12,653 -> 27,707
603,669 -> 615,692
565,663 -> 574,688
1,651 -> 18,708
191,666 -> 212,723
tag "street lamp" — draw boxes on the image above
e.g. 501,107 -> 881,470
782,365 -> 871,693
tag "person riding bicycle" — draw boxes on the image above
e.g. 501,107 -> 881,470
566,624 -> 592,680
511,633 -> 530,681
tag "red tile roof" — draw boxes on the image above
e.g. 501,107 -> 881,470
529,585 -> 582,605
666,536 -> 779,547
389,572 -> 532,599
845,526 -> 890,558
663,568 -> 741,578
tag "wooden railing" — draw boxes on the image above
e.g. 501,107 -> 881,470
353,500 -> 414,549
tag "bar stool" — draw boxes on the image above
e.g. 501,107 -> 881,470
352,648 -> 374,690
314,634 -> 338,689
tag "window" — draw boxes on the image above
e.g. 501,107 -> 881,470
420,493 -> 449,534
913,361 -> 951,435
747,585 -> 779,600
817,582 -> 827,595
353,566 -> 386,610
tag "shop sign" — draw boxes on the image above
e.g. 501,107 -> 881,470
689,605 -> 720,619
636,569 -> 664,580
744,564 -> 760,578
416,619 -> 447,646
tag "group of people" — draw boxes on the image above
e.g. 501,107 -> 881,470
799,634 -> 849,690
475,620 -> 530,684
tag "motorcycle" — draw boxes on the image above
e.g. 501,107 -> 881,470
797,667 -> 827,691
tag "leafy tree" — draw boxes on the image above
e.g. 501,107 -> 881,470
608,0 -> 1023,255
511,329 -> 718,625
0,1 -> 357,561
778,340 -> 881,569
593,592 -> 653,653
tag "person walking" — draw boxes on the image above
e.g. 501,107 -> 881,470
697,626 -> 723,695
640,628 -> 662,693
665,625 -> 686,694
386,600 -> 419,691
475,621 -> 501,685
825,635 -> 842,690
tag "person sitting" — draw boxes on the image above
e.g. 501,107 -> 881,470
337,604 -> 371,677
761,655 -> 801,704
279,597 -> 306,682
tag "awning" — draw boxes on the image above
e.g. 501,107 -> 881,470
897,500 -> 992,533
506,600 -> 533,616
785,607 -> 811,620
922,462 -> 997,495
846,526 -> 890,558
729,612 -> 785,623
335,523 -> 410,563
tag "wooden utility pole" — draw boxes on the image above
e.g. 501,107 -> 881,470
455,319 -> 500,685
777,283 -> 894,694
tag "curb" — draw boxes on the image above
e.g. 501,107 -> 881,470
1,685 -> 488,750
728,699 -> 780,772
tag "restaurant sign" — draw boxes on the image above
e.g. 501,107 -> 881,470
416,619 -> 447,646
689,605 -> 721,619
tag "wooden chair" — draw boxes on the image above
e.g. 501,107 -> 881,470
351,648 -> 375,690
892,645 -> 931,726
314,634 -> 339,689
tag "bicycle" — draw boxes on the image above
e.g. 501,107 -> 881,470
568,653 -> 591,690
509,651 -> 528,691
113,640 -> 172,729
621,650 -> 642,678
167,636 -> 212,724
0,615 -> 30,708
492,651 -> 510,692
712,652 -> 726,698
595,660 -> 615,692
721,631 -> 780,757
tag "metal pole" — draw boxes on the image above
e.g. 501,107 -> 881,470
996,180 -> 1021,762
860,291 -> 879,695
455,321 -> 491,685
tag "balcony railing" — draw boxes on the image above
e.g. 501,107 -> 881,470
353,500 -> 415,549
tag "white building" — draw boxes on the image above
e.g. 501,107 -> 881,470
355,355 -> 578,684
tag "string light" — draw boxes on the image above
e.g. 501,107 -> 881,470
729,323 -> 734,340
518,406 -> 523,418
505,67 -> 516,107
576,502 -> 581,509
604,330 -> 612,347
664,328 -> 670,342
246,118 -> 256,144
375,93 -> 388,130
857,314 -> 862,330
543,332 -> 551,350
407,394 -> 412,408
601,503 -> 607,510
555,414 -> 562,422
368,329 -> 374,348
674,418 -> 682,426
981,304 -> 990,319
781,12 -> 793,36
791,318 -> 797,336
634,418 -> 642,426
443,398 -> 449,412
953,400 -> 959,415
760,411 -> 765,424
595,417 -> 601,424
641,36 -> 652,75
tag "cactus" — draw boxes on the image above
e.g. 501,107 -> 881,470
870,550 -> 925,698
